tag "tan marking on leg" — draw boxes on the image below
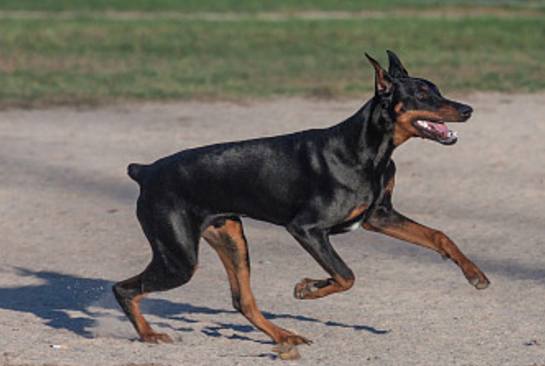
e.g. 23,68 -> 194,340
128,293 -> 173,343
203,220 -> 311,345
365,214 -> 489,289
294,275 -> 355,300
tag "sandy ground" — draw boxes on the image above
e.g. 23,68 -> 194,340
0,93 -> 544,366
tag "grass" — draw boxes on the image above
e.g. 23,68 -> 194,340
1,0 -> 544,12
0,2 -> 544,106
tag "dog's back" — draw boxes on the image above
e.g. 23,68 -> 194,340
128,124 -> 369,225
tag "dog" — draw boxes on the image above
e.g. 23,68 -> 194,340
113,51 -> 489,346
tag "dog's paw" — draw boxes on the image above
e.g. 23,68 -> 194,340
272,343 -> 301,360
276,329 -> 312,346
293,278 -> 330,299
141,332 -> 174,344
468,273 -> 490,290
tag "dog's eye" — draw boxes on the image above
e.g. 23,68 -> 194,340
416,91 -> 429,100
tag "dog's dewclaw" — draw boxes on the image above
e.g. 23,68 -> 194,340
272,343 -> 301,360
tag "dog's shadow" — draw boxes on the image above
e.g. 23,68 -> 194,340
0,267 -> 389,344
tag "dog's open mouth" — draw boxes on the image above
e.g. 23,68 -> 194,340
413,120 -> 458,145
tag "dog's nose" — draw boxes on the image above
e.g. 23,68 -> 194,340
460,105 -> 473,119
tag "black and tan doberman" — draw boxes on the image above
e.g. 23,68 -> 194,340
113,51 -> 489,346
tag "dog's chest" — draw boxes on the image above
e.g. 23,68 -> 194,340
345,220 -> 363,233
331,204 -> 370,234
331,192 -> 383,235
334,170 -> 390,233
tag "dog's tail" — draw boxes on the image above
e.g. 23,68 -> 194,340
127,163 -> 149,184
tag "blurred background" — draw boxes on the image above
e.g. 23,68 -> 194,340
0,0 -> 543,107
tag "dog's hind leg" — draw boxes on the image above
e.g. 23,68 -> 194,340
203,218 -> 311,345
113,196 -> 200,343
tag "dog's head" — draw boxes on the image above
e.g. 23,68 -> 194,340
366,51 -> 473,146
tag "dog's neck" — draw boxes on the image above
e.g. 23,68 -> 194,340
335,97 -> 396,171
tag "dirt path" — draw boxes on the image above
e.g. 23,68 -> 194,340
0,94 -> 544,365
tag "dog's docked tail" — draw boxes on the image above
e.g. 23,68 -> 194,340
127,163 -> 148,184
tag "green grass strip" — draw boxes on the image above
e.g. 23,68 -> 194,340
1,0 -> 544,12
0,16 -> 543,106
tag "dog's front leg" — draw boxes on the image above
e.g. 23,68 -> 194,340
286,223 -> 355,300
363,207 -> 490,289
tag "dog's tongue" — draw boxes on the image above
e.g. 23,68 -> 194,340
428,121 -> 452,139
416,120 -> 458,144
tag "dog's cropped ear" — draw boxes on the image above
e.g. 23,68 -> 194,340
387,50 -> 409,78
365,53 -> 393,96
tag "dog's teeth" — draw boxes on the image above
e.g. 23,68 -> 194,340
417,120 -> 429,128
